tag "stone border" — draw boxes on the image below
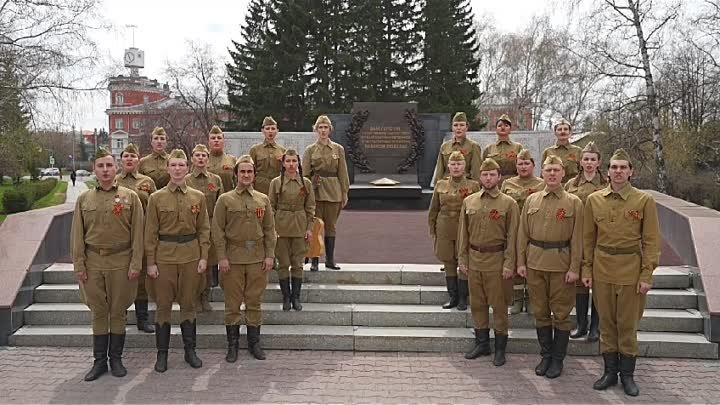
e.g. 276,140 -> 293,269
648,190 -> 720,342
0,203 -> 73,345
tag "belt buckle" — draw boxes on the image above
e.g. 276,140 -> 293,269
99,248 -> 110,256
245,241 -> 256,249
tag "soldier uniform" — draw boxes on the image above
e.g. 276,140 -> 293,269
138,127 -> 170,189
115,143 -> 157,334
145,149 -> 211,372
517,155 -> 584,379
268,150 -> 315,312
501,149 -> 545,314
482,114 -> 524,180
302,115 -> 350,271
583,149 -> 660,396
71,148 -> 144,381
428,151 -> 480,310
185,144 -> 224,312
458,158 -> 519,367
207,125 -> 237,192
565,141 -> 607,342
249,116 -> 287,196
213,155 -> 277,361
433,112 -> 482,182
542,118 -> 583,183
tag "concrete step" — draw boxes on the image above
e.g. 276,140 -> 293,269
32,283 -> 700,309
22,303 -> 703,332
9,325 -> 717,359
41,263 -> 693,289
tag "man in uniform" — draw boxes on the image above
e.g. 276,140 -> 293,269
542,118 -> 583,183
115,143 -> 157,333
145,149 -> 211,372
213,155 -> 276,361
433,112 -> 482,182
185,144 -> 224,312
71,147 -> 143,381
249,116 -> 287,196
139,127 -> 170,189
458,158 -> 519,367
208,125 -> 237,193
517,155 -> 584,379
583,148 -> 660,397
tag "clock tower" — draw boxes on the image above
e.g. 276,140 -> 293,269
123,47 -> 145,77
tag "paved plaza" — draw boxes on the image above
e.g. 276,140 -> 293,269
0,347 -> 718,404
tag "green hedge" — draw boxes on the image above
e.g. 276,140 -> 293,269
2,179 -> 59,214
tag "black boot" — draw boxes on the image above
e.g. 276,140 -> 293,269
108,333 -> 127,377
587,301 -> 600,342
310,258 -> 319,272
135,300 -> 155,333
593,352 -> 619,390
619,354 -> 640,396
545,329 -> 570,379
465,328 -> 490,359
493,332 -> 508,367
225,325 -> 240,363
571,294 -> 589,339
456,279 -> 469,311
247,325 -> 266,360
154,323 -> 170,373
180,320 -> 202,368
534,326 -> 553,376
291,277 -> 303,311
324,237 -> 341,270
211,266 -> 219,287
279,279 -> 291,311
84,334 -> 109,381
442,276 -> 458,309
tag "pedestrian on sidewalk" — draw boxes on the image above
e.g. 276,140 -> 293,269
70,170 -> 76,187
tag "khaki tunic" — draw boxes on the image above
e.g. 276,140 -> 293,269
564,173 -> 607,204
482,139 -> 524,178
542,143 -> 584,183
185,168 -> 224,266
249,141 -> 286,195
302,141 -> 350,203
138,151 -> 170,189
433,137 -> 482,182
501,175 -> 545,212
115,171 -> 156,210
208,151 -> 237,193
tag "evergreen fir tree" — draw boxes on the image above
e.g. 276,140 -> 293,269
0,52 -> 32,180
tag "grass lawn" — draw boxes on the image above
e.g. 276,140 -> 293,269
85,179 -> 98,189
0,184 -> 13,225
32,181 -> 68,209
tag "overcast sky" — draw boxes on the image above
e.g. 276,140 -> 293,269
77,0 -> 553,131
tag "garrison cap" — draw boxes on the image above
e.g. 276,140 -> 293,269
582,141 -> 601,155
480,158 -> 500,172
496,114 -> 512,126
168,149 -> 187,160
192,144 -> 210,155
543,155 -> 565,168
452,112 -> 468,123
151,127 -> 167,136
284,149 -> 299,157
94,147 -> 112,160
262,116 -> 278,127
121,143 -> 139,156
314,115 -> 333,130
516,149 -> 534,162
448,151 -> 465,162
209,125 -> 223,135
236,154 -> 254,165
610,148 -> 632,165
553,118 -> 572,130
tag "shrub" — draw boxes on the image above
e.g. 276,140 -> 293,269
2,189 -> 29,213
2,179 -> 59,214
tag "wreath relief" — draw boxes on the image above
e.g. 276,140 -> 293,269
397,109 -> 425,174
345,110 -> 374,173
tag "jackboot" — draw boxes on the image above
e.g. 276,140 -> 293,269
225,325 -> 240,363
291,277 -> 303,311
510,288 -> 524,314
619,354 -> 640,396
211,266 -> 219,287
493,332 -> 508,367
279,278 -> 291,311
571,293 -> 589,339
154,323 -> 171,373
324,236 -> 341,270
247,325 -> 266,360
135,300 -> 155,333
442,276 -> 458,309
465,328 -> 491,359
545,329 -> 571,379
84,334 -> 109,381
586,301 -> 600,342
108,333 -> 127,377
180,319 -> 202,368
593,352 -> 619,390
310,257 -> 319,272
456,279 -> 469,311
200,288 -> 213,312
534,326 -> 553,376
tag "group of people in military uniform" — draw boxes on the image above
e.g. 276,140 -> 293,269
429,112 -> 660,396
71,114 -> 349,380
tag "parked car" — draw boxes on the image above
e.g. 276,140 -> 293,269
75,169 -> 91,177
41,168 -> 60,177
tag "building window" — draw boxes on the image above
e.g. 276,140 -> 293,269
115,93 -> 124,105
115,139 -> 125,149
143,95 -> 149,103
133,119 -> 142,129
115,118 -> 124,129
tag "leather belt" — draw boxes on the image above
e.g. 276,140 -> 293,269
158,234 -> 197,243
470,243 -> 505,253
315,171 -> 338,177
529,239 -> 571,249
228,239 -> 263,250
598,245 -> 640,255
86,243 -> 130,256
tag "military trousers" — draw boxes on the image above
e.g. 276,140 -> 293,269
593,280 -> 646,356
468,269 -> 508,335
315,200 -> 342,237
151,261 -> 202,324
80,268 -> 137,335
434,238 -> 466,280
136,264 -> 149,301
276,237 -> 307,280
527,269 -> 575,330
222,263 -> 267,326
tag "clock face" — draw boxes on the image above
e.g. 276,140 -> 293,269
124,52 -> 134,63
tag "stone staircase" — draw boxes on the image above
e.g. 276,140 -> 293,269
8,263 -> 718,359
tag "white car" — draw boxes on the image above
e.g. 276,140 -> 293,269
41,168 -> 60,177
75,169 -> 91,176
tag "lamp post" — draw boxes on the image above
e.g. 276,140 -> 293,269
72,125 -> 77,172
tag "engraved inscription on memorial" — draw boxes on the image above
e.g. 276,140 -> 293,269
361,126 -> 412,152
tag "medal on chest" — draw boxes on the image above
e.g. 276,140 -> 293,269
489,209 -> 501,221
556,208 -> 567,221
191,204 -> 201,214
256,207 -> 265,218
112,194 -> 123,216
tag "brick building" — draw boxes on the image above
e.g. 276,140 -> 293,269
477,104 -> 534,131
